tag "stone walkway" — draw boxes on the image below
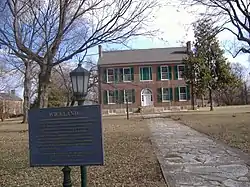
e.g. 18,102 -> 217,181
148,118 -> 250,187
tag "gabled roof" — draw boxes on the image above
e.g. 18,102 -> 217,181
98,47 -> 187,65
0,93 -> 22,101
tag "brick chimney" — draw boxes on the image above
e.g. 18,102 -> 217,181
186,41 -> 191,54
98,45 -> 103,58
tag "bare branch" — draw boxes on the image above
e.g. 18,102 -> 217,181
178,0 -> 250,57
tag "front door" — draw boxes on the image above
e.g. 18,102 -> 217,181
141,89 -> 153,107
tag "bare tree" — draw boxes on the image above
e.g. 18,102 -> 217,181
214,62 -> 245,105
0,54 -> 22,92
0,0 -> 160,108
179,0 -> 250,57
3,52 -> 39,123
52,62 -> 73,106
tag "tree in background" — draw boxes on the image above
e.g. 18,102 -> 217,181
214,62 -> 244,105
0,55 -> 22,92
31,60 -> 99,108
184,18 -> 234,111
0,0 -> 160,108
179,0 -> 250,57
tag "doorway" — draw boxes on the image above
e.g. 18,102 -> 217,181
141,88 -> 153,106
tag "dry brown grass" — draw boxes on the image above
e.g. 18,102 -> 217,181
0,117 -> 165,187
171,111 -> 250,153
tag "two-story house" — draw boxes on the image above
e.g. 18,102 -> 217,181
98,42 -> 192,114
0,90 -> 23,120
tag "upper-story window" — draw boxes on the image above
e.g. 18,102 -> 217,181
123,68 -> 132,82
107,68 -> 114,82
161,66 -> 169,80
140,66 -> 152,81
177,65 -> 185,79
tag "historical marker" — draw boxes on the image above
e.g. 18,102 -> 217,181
28,105 -> 104,167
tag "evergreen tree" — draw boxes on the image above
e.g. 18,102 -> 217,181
184,18 -> 234,111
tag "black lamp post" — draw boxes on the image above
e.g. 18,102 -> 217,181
70,63 -> 90,187
61,63 -> 90,187
125,91 -> 129,120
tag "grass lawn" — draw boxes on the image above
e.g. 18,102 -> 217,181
171,110 -> 250,153
0,117 -> 165,187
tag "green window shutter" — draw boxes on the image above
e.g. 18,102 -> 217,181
103,68 -> 107,83
119,90 -> 124,103
132,89 -> 135,103
115,90 -> 119,103
187,85 -> 190,100
131,67 -> 134,81
114,69 -> 118,83
157,66 -> 161,80
175,87 -> 179,101
103,90 -> 108,104
119,68 -> 123,82
157,88 -> 162,103
174,66 -> 178,80
168,66 -> 172,80
169,88 -> 173,101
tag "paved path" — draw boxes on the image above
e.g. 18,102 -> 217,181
148,118 -> 250,187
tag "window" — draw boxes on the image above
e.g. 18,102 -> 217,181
123,68 -> 132,82
124,90 -> 133,103
107,68 -> 114,82
140,66 -> 152,81
179,86 -> 187,101
161,66 -> 169,80
162,88 -> 170,102
178,65 -> 185,79
107,90 -> 116,104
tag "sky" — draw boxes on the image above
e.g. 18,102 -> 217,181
7,2 -> 250,97
87,2 -> 249,69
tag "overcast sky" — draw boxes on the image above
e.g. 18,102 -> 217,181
95,3 -> 250,68
16,3 -> 250,97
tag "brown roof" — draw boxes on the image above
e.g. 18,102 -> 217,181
0,93 -> 22,101
98,47 -> 188,65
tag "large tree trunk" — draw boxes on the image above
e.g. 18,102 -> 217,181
37,65 -> 52,108
244,82 -> 248,105
209,88 -> 213,111
201,94 -> 204,107
22,61 -> 31,123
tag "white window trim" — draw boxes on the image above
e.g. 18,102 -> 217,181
123,67 -> 132,82
179,86 -> 187,101
108,109 -> 116,115
161,88 -> 170,102
124,90 -> 132,104
160,66 -> 169,80
177,65 -> 184,80
106,68 -> 115,83
107,90 -> 116,104
139,66 -> 153,81
124,108 -> 133,114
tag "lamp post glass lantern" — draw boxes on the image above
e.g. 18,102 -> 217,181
63,63 -> 90,187
70,63 -> 90,100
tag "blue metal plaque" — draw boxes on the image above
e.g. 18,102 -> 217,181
28,105 -> 104,167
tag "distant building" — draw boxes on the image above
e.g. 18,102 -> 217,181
0,90 -> 23,118
97,42 -> 192,114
